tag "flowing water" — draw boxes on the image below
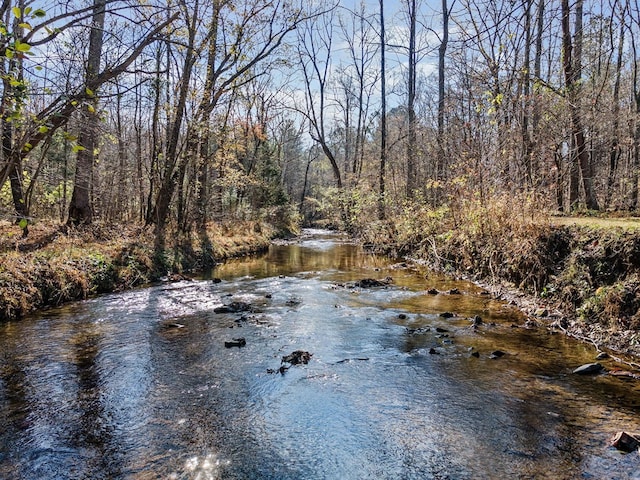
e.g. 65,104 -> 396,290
1,230 -> 639,479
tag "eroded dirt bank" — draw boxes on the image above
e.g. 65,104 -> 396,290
359,218 -> 640,360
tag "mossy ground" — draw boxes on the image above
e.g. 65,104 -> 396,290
0,220 -> 277,321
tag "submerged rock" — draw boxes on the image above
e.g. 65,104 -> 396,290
162,322 -> 185,329
282,350 -> 312,365
336,357 -> 370,364
224,337 -> 246,348
439,312 -> 455,318
354,277 -> 393,288
572,363 -> 604,375
285,297 -> 302,306
426,288 -> 439,295
214,301 -> 252,314
406,327 -> 430,335
490,350 -> 506,359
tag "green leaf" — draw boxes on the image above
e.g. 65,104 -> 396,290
15,42 -> 31,53
85,87 -> 94,97
33,9 -> 46,18
18,22 -> 32,31
72,144 -> 86,153
18,219 -> 28,229
12,7 -> 21,19
38,125 -> 49,134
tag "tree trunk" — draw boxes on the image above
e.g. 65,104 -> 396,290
68,0 -> 106,225
1,7 -> 28,233
406,0 -> 418,198
151,6 -> 198,251
145,46 -> 164,225
378,0 -> 387,220
631,93 -> 640,210
532,0 -> 544,132
561,0 -> 599,211
134,81 -> 145,222
605,19 -> 625,208
436,0 -> 449,188
521,0 -> 533,187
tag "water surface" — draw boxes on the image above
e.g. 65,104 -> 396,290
1,230 -> 639,479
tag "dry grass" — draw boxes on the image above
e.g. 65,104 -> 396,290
550,215 -> 640,230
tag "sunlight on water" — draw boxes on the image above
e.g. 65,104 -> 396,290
173,453 -> 231,480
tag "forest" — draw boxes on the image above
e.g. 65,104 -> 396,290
1,0 -> 638,238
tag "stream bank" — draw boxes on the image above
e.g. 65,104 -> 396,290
0,220 -> 281,322
358,215 -> 640,360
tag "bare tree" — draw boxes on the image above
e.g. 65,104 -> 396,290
295,5 -> 343,189
629,0 -> 640,209
149,0 -> 317,251
605,5 -> 625,208
561,0 -> 599,211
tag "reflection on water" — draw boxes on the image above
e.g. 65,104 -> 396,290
1,230 -> 639,479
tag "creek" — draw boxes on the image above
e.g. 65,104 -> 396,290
1,229 -> 639,479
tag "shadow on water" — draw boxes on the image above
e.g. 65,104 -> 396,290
1,229 -> 640,479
